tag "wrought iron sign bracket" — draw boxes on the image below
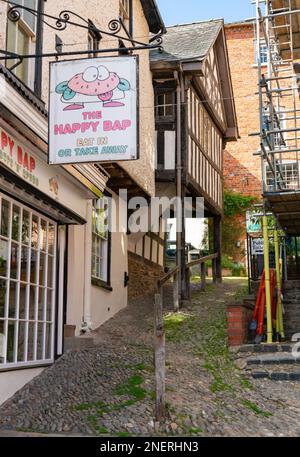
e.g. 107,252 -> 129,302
0,0 -> 164,65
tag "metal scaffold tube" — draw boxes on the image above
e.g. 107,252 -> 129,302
262,215 -> 273,343
274,228 -> 285,339
254,0 -> 300,193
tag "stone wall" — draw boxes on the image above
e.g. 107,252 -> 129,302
128,251 -> 164,301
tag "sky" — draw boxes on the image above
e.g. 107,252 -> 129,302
156,0 -> 254,26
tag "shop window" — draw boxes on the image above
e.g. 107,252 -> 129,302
155,91 -> 175,122
91,197 -> 111,288
6,0 -> 37,88
0,193 -> 56,369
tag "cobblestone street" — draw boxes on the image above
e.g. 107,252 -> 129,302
0,278 -> 300,437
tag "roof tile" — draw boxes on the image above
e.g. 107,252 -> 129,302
151,20 -> 223,63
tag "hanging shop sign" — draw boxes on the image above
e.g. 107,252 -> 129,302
246,211 -> 261,233
49,56 -> 139,165
252,238 -> 264,255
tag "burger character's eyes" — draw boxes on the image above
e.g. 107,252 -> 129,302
97,66 -> 110,81
82,67 -> 98,82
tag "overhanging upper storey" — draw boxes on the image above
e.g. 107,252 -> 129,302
150,19 -> 238,140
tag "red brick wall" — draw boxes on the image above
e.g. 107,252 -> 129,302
227,302 -> 253,346
224,24 -> 262,198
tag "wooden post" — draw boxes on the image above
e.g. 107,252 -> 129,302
186,267 -> 191,301
179,187 -> 189,302
200,262 -> 206,291
212,258 -> 217,284
213,216 -> 222,283
173,272 -> 179,312
154,293 -> 165,421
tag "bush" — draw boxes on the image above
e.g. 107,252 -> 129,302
222,190 -> 257,262
231,263 -> 247,277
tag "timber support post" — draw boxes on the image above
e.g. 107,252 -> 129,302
185,267 -> 191,301
200,262 -> 206,291
173,271 -> 179,312
213,216 -> 222,283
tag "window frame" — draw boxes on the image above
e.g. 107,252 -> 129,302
91,195 -> 112,291
0,192 -> 57,371
6,0 -> 38,89
87,19 -> 101,58
265,160 -> 300,191
254,39 -> 268,65
155,89 -> 176,123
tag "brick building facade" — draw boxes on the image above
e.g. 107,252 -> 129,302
224,22 -> 262,198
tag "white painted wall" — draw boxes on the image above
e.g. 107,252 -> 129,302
67,193 -> 128,334
0,368 -> 44,406
90,229 -> 128,328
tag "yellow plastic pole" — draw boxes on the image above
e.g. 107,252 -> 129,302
274,229 -> 285,339
279,259 -> 285,338
262,216 -> 273,343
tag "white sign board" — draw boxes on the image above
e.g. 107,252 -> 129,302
49,56 -> 138,165
252,238 -> 264,255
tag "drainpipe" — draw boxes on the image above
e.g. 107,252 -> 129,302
82,200 -> 92,333
174,69 -> 183,304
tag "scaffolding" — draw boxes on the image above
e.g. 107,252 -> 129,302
254,0 -> 300,195
251,1 -> 300,342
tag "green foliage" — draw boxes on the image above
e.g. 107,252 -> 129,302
75,369 -> 149,435
164,312 -> 198,342
221,255 -> 235,269
224,191 -> 256,218
231,264 -> 247,277
222,190 -> 257,261
113,375 -> 147,401
241,399 -> 273,417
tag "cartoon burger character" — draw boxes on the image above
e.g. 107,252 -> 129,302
55,65 -> 131,111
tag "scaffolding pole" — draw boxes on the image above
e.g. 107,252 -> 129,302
254,0 -> 300,193
252,0 -> 300,343
274,228 -> 285,339
262,215 -> 273,343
